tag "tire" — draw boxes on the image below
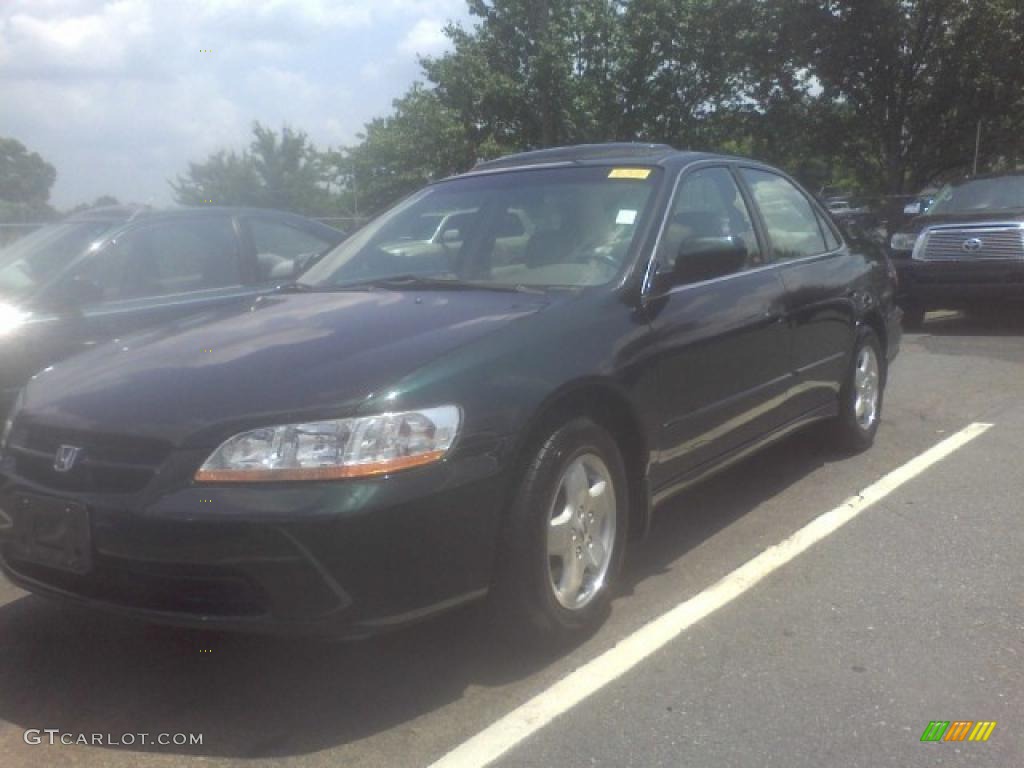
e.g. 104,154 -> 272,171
901,303 -> 925,331
493,417 -> 629,646
830,328 -> 885,453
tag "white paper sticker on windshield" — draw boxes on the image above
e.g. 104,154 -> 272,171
616,209 -> 638,225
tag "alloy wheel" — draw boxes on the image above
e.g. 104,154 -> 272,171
853,345 -> 880,430
546,453 -> 617,611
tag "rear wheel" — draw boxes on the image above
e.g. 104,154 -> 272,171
830,328 -> 884,452
494,418 -> 628,645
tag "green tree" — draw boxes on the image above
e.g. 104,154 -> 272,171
340,0 -> 1024,213
171,122 -> 338,215
0,137 -> 57,221
418,0 -> 809,155
613,0 -> 760,148
66,195 -> 122,216
338,84 -> 475,216
799,0 -> 1024,194
423,0 -> 626,153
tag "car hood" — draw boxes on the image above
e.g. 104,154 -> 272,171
20,290 -> 553,446
901,210 -> 1024,234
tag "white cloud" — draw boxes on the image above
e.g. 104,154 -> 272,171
398,18 -> 451,57
4,1 -> 158,78
0,0 -> 470,208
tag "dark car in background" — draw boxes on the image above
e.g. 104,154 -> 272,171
0,207 -> 344,419
0,144 -> 900,643
889,171 -> 1024,328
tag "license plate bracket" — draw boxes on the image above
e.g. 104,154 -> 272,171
11,495 -> 92,575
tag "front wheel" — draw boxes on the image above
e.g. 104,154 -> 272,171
830,328 -> 885,452
493,418 -> 628,645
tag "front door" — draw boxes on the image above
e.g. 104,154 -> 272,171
61,216 -> 260,351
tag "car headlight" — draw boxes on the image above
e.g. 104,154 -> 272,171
195,405 -> 461,483
890,232 -> 918,253
0,302 -> 30,338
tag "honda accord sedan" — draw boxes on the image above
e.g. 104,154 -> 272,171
0,144 -> 901,643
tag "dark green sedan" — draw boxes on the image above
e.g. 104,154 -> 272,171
0,144 -> 901,643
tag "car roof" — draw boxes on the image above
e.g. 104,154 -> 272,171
464,143 -> 746,177
129,206 -> 325,221
65,204 -> 150,223
66,205 -> 344,235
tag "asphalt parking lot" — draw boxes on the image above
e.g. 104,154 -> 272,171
0,310 -> 1021,768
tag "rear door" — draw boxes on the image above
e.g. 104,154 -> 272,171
648,165 -> 793,492
739,168 -> 859,415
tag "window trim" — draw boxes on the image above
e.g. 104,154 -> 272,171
642,162 -> 767,295
82,284 -> 259,317
239,215 -> 339,286
814,208 -> 841,252
736,166 -> 845,264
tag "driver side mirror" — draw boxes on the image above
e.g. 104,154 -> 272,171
439,228 -> 462,246
291,251 -> 325,278
669,236 -> 749,286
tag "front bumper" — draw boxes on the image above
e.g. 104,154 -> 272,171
0,449 -> 507,637
895,257 -> 1024,307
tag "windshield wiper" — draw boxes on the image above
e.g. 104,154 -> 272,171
275,281 -> 317,293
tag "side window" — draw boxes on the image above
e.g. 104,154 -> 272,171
70,218 -> 241,302
741,170 -> 828,261
658,167 -> 763,276
816,211 -> 841,251
248,218 -> 336,282
58,243 -> 130,304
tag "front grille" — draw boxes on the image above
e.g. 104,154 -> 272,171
8,423 -> 171,494
920,225 -> 1024,261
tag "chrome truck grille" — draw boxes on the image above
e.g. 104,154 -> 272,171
914,224 -> 1024,261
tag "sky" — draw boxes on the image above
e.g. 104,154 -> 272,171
0,0 -> 472,210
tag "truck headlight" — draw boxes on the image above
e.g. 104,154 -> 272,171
195,405 -> 461,482
889,232 -> 917,253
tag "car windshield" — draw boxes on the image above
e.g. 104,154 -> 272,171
300,166 -> 661,290
0,219 -> 121,299
929,176 -> 1024,215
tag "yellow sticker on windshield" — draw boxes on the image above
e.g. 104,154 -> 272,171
609,168 -> 652,180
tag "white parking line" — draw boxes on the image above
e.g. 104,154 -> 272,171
428,422 -> 994,768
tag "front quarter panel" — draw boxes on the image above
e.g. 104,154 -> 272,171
365,289 -> 659,496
